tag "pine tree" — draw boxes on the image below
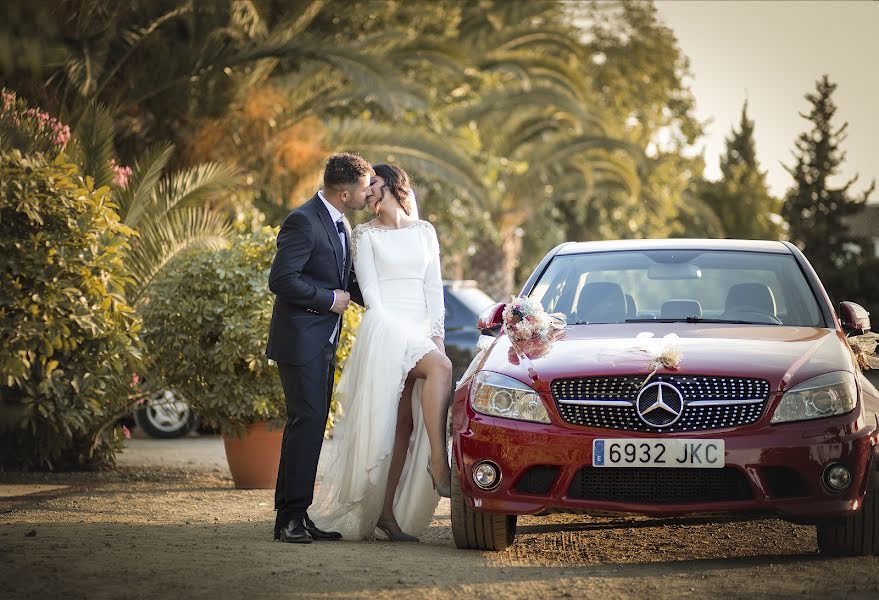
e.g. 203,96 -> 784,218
782,75 -> 875,278
697,100 -> 782,240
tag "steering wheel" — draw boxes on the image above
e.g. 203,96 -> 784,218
722,305 -> 782,325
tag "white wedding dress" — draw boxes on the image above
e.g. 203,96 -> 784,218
310,220 -> 445,540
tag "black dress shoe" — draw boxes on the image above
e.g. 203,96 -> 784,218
278,518 -> 313,544
273,526 -> 280,541
303,514 -> 342,541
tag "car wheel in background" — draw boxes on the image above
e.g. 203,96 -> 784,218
816,467 -> 878,556
451,453 -> 517,551
134,390 -> 196,439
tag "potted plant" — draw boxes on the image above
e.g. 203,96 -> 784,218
140,228 -> 286,488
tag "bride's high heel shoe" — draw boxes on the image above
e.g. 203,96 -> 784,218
426,464 -> 452,498
375,517 -> 419,542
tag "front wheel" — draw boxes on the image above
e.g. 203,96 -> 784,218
816,467 -> 878,556
450,453 -> 516,550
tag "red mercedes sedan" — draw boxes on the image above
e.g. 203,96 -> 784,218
450,239 -> 879,555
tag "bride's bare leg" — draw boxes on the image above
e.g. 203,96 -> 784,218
380,376 -> 415,526
411,350 -> 453,481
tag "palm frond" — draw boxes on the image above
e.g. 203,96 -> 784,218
449,86 -> 606,134
72,102 -> 116,188
91,3 -> 196,100
482,26 -> 586,59
479,52 -> 592,102
152,162 -> 240,215
327,119 -> 486,205
127,207 -> 232,306
271,0 -> 330,42
385,36 -> 469,76
118,143 -> 175,228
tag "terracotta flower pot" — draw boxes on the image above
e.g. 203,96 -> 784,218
222,421 -> 283,489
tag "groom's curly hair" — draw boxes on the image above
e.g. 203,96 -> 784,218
323,153 -> 372,190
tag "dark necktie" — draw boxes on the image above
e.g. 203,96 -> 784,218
335,219 -> 346,266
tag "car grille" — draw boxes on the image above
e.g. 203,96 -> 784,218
567,467 -> 753,504
552,375 -> 770,432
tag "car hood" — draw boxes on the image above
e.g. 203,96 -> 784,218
478,323 -> 854,393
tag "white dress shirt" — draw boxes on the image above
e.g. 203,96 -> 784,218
318,190 -> 346,342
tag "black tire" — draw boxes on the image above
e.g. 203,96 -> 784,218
816,468 -> 878,556
450,453 -> 517,550
133,390 -> 196,439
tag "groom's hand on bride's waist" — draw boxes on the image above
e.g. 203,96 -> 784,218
330,289 -> 351,315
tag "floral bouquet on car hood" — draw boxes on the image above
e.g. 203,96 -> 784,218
502,296 -> 566,341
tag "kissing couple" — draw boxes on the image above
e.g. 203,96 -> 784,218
265,153 -> 453,543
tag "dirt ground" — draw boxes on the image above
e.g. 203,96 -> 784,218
2,437 -> 879,600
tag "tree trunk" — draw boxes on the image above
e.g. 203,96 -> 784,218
469,231 -> 523,301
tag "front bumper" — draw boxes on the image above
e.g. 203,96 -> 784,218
452,388 -> 878,523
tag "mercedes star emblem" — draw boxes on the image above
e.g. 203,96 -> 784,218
636,381 -> 685,428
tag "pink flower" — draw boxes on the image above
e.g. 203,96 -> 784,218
109,159 -> 133,190
53,123 -> 71,148
122,425 -> 131,439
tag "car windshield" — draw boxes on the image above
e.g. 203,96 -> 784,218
528,250 -> 825,327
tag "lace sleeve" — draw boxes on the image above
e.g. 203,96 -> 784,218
352,225 -> 383,312
423,222 -> 445,338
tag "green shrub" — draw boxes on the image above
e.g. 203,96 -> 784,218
0,151 -> 141,469
140,228 -> 277,436
141,226 -> 361,437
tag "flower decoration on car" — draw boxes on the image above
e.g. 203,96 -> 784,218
502,296 -> 566,341
847,332 -> 879,370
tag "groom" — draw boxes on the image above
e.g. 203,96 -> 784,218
266,153 -> 371,543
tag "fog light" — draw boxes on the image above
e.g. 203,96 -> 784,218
823,464 -> 852,492
472,461 -> 501,490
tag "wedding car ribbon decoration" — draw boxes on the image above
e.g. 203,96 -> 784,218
596,332 -> 683,387
847,332 -> 879,370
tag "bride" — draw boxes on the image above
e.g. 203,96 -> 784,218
310,164 -> 453,542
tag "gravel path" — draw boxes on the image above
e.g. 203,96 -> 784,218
2,435 -> 878,599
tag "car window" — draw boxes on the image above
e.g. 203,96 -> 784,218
529,250 -> 824,327
444,286 -> 495,329
448,287 -> 495,314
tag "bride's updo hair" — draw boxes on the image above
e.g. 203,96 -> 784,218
373,164 -> 413,216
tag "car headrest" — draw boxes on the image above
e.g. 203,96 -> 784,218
624,293 -> 637,319
576,282 -> 627,323
661,299 -> 702,320
725,283 -> 777,315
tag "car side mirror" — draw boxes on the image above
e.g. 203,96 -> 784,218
477,302 -> 506,335
840,301 -> 871,334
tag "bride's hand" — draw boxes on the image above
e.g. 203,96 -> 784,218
431,336 -> 445,354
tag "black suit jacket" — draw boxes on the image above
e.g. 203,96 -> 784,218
266,194 -> 362,365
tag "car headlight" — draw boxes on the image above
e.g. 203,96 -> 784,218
469,371 -> 550,423
771,371 -> 857,424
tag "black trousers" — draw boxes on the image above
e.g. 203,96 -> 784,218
274,341 -> 336,528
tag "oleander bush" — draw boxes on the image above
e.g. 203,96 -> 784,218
0,150 -> 142,469
0,88 -> 71,155
141,226 -> 361,436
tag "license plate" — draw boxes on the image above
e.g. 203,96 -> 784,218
592,439 -> 725,468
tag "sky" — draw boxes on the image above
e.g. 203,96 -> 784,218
654,0 -> 878,201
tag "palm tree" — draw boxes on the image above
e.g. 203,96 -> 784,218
441,1 -> 643,299
72,103 -> 237,307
